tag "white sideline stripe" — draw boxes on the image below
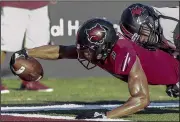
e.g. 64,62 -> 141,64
1,103 -> 179,112
1,113 -> 130,121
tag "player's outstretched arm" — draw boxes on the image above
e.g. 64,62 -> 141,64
106,56 -> 150,118
27,45 -> 60,59
27,45 -> 78,59
10,45 -> 78,67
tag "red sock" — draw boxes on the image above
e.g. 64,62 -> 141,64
22,81 -> 29,86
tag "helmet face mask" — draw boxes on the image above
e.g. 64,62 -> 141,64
76,44 -> 101,70
76,18 -> 118,70
138,23 -> 159,46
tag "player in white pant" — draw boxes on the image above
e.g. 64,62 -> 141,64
1,3 -> 50,52
1,1 -> 53,93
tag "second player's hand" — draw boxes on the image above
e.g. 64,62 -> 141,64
166,83 -> 179,98
75,111 -> 107,119
10,49 -> 29,64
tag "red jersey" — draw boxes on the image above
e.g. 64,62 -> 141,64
98,34 -> 179,85
0,1 -> 49,10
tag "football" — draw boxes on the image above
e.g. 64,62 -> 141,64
11,57 -> 44,81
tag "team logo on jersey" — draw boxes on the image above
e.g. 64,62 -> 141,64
129,5 -> 145,16
86,23 -> 107,45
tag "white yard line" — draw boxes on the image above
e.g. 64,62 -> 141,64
1,102 -> 178,122
1,113 -> 130,121
1,102 -> 179,112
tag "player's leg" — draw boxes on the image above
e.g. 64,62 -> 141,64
25,5 -> 50,48
23,5 -> 53,92
1,6 -> 29,94
1,51 -> 6,64
1,7 -> 29,52
1,51 -> 10,94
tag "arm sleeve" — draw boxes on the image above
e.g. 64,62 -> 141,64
58,45 -> 77,59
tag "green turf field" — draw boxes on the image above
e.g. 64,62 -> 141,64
1,77 -> 179,121
1,77 -> 178,104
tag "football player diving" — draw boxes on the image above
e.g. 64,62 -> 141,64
10,18 -> 179,119
120,3 -> 179,59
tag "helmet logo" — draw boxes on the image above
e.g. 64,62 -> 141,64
86,23 -> 106,45
129,5 -> 145,16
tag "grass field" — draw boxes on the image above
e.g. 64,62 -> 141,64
1,77 -> 179,121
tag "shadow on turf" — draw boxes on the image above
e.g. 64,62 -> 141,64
136,108 -> 179,114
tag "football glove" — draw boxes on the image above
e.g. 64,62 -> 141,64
10,49 -> 28,75
166,82 -> 179,98
75,111 -> 107,119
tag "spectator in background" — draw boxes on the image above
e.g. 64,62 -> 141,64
1,1 -> 54,94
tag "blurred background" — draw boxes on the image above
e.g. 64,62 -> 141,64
1,1 -> 179,121
2,1 -> 178,79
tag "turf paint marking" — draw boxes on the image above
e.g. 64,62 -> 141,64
1,102 -> 178,121
1,113 -> 130,121
1,102 -> 179,112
